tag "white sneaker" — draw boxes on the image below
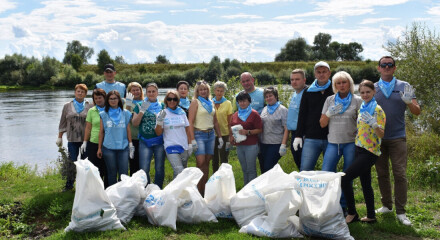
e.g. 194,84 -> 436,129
375,206 -> 393,214
397,214 -> 412,226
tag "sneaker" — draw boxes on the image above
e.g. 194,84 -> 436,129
397,214 -> 412,226
375,206 -> 393,214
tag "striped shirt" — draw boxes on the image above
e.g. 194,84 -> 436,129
260,104 -> 288,144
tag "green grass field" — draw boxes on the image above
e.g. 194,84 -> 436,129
0,147 -> 439,239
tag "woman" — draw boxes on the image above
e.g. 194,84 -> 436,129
57,83 -> 91,191
125,82 -> 144,176
80,88 -> 108,187
342,80 -> 385,224
259,86 -> 289,173
177,81 -> 191,116
230,91 -> 263,186
97,90 -> 134,186
132,83 -> 165,188
188,80 -> 222,195
212,81 -> 233,174
320,71 -> 362,214
155,90 -> 192,178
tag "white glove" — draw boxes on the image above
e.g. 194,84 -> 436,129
360,111 -> 379,129
56,137 -> 62,147
139,101 -> 150,113
156,110 -> 167,126
80,141 -> 87,155
325,103 -> 343,117
217,137 -> 224,149
125,92 -> 134,108
225,142 -> 231,151
129,142 -> 135,159
293,137 -> 302,151
188,144 -> 193,155
191,139 -> 198,153
279,144 -> 287,156
400,84 -> 414,104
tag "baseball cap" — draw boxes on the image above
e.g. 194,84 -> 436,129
104,63 -> 115,72
314,61 -> 330,71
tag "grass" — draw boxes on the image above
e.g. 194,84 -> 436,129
0,147 -> 439,239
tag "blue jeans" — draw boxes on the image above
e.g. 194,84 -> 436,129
167,151 -> 189,179
236,144 -> 259,185
290,131 -> 302,170
300,138 -> 328,171
322,142 -> 356,208
260,143 -> 281,173
195,130 -> 215,156
66,142 -> 87,189
139,140 -> 165,188
102,146 -> 129,186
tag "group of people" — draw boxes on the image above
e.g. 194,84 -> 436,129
57,56 -> 420,226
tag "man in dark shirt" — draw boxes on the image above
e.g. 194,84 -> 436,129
293,61 -> 333,171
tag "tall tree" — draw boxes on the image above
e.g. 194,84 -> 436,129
97,49 -> 114,72
312,33 -> 334,60
155,55 -> 170,64
275,37 -> 310,61
204,56 -> 223,82
115,56 -> 127,64
339,42 -> 363,61
62,40 -> 94,64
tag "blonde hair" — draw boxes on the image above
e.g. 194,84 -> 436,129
193,80 -> 211,100
332,71 -> 355,94
127,82 -> 144,99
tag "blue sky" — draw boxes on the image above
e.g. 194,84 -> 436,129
0,0 -> 439,63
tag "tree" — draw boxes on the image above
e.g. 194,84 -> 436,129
97,49 -> 114,72
275,37 -> 310,61
155,55 -> 170,64
312,33 -> 334,60
204,56 -> 223,82
385,22 -> 440,133
70,54 -> 82,71
339,42 -> 363,61
115,56 -> 127,64
62,40 -> 94,64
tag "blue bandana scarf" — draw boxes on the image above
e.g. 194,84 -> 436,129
132,99 -> 143,106
267,101 -> 281,115
73,99 -> 85,113
96,105 -> 105,112
179,97 -> 190,109
378,77 -> 396,99
359,97 -> 377,116
108,107 -> 122,125
307,79 -> 331,92
198,96 -> 213,114
147,99 -> 162,115
213,96 -> 227,104
167,107 -> 185,115
289,88 -> 305,110
335,92 -> 352,114
238,105 -> 252,122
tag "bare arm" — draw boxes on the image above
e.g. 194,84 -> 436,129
127,123 -> 132,143
185,126 -> 192,145
374,125 -> 385,139
187,100 -> 198,141
155,123 -> 164,136
319,114 -> 330,128
132,111 -> 143,127
83,122 -> 92,141
213,114 -> 222,138
97,119 -> 104,158
281,126 -> 289,145
407,99 -> 421,116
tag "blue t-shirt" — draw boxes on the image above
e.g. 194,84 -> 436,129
287,87 -> 307,131
374,79 -> 415,140
234,88 -> 265,114
100,109 -> 132,149
96,81 -> 126,98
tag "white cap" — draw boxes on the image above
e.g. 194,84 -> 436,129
314,61 -> 330,70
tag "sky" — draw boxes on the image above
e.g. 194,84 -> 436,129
0,0 -> 439,64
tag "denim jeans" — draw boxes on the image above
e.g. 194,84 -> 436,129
195,130 -> 215,156
102,146 -> 129,186
290,131 -> 302,170
236,144 -> 259,185
167,151 -> 189,179
322,142 -> 356,208
138,140 -> 165,188
300,138 -> 328,171
259,143 -> 281,173
66,142 -> 87,189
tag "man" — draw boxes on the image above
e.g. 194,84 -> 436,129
95,63 -> 126,97
293,61 -> 333,171
374,56 -> 421,226
232,72 -> 265,114
287,69 -> 307,170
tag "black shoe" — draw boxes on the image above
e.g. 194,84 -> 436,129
345,214 -> 359,224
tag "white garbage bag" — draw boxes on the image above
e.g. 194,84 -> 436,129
105,170 -> 148,224
65,159 -> 125,232
177,185 -> 217,223
292,171 -> 354,240
231,164 -> 296,227
231,124 -> 246,143
239,190 -> 303,238
134,184 -> 159,218
204,163 -> 236,218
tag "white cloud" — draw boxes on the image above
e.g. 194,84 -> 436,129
0,0 -> 16,14
242,0 -> 292,5
123,36 -> 131,41
169,8 -> 208,14
97,29 -> 119,42
134,0 -> 185,7
360,17 -> 399,25
427,4 -> 440,16
221,13 -> 263,19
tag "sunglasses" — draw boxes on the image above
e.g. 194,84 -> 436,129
105,70 -> 114,73
167,97 -> 178,102
196,80 -> 207,86
379,63 -> 395,68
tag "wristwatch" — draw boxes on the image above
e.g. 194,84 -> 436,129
247,130 -> 251,136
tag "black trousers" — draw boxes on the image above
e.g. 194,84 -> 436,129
87,141 -> 108,188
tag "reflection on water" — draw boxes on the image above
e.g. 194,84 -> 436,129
0,89 -> 169,171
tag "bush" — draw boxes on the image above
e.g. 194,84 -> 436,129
253,69 -> 277,85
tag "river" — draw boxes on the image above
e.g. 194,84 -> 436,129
0,89 -> 169,171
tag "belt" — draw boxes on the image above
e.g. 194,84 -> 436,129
195,128 -> 213,133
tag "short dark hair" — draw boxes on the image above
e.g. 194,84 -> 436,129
176,80 -> 190,90
263,86 -> 279,101
92,88 -> 106,105
236,91 -> 251,103
358,79 -> 375,91
378,56 -> 395,65
105,90 -> 123,112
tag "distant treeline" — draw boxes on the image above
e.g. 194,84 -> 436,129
0,53 -> 380,89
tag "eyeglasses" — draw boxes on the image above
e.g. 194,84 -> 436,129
109,98 -> 118,101
167,97 -> 178,102
379,63 -> 395,68
196,80 -> 207,86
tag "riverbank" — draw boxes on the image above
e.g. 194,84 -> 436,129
1,145 -> 439,239
0,85 -> 69,92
